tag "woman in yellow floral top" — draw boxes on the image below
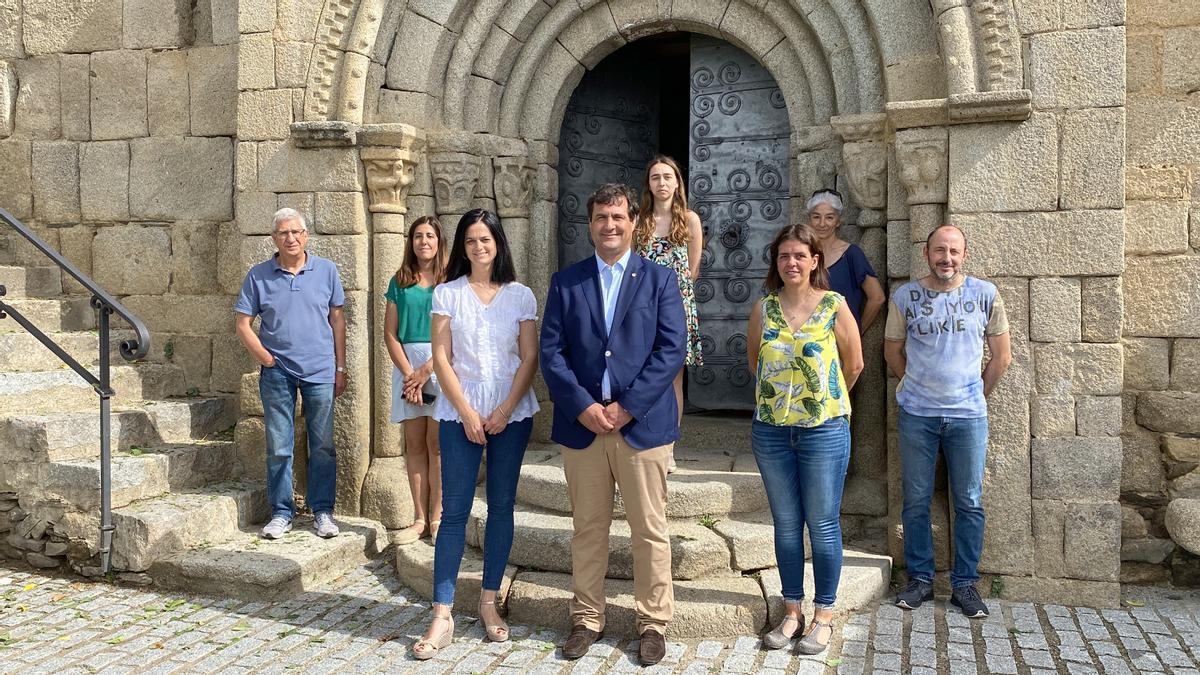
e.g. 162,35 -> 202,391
745,223 -> 863,655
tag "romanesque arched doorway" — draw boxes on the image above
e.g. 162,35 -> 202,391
556,33 -> 790,411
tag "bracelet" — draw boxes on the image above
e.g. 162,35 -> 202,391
498,404 -> 509,416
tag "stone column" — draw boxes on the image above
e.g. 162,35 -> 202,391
358,124 -> 425,529
931,0 -> 979,95
493,155 -> 535,278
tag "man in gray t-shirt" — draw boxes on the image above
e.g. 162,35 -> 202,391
883,225 -> 1011,619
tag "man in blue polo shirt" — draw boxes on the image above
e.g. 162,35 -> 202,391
235,208 -> 347,540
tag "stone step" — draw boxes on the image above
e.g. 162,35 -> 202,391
758,549 -> 893,625
111,480 -> 271,572
0,331 -> 100,372
0,265 -> 62,298
151,516 -> 386,601
679,413 -> 753,451
0,409 -> 161,464
41,440 -> 243,511
143,396 -> 238,443
393,538 -> 516,617
0,363 -> 186,413
0,297 -> 95,333
466,498 -> 734,580
516,445 -> 768,518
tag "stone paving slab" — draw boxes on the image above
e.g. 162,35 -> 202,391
0,561 -> 1197,674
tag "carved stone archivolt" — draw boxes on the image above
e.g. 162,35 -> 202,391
895,127 -> 949,206
493,157 -> 535,219
842,142 -> 887,210
428,152 -> 483,216
359,123 -> 425,217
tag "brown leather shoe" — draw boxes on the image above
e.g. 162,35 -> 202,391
561,625 -> 603,660
639,629 -> 666,665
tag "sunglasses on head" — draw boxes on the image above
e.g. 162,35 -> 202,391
811,188 -> 842,199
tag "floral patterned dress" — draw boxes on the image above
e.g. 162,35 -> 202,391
639,237 -> 704,366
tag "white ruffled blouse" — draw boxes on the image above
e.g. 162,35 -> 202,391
430,276 -> 540,424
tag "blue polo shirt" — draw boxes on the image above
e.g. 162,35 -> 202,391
234,252 -> 345,384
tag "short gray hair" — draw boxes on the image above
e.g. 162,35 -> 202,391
805,191 -> 843,214
272,207 -> 307,232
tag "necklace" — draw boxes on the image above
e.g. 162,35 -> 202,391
780,288 -> 821,326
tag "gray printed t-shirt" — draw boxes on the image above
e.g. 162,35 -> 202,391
884,276 -> 1008,418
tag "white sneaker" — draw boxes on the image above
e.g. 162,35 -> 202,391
260,516 -> 292,540
315,511 -> 340,539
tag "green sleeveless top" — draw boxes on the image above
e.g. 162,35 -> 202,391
755,290 -> 852,427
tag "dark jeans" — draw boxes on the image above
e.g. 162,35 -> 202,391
259,365 -> 336,519
751,416 -> 851,608
433,418 -> 532,606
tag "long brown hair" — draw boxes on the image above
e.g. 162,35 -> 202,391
636,155 -> 690,249
764,224 -> 831,292
395,215 -> 447,288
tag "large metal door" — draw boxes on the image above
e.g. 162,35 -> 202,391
688,35 -> 791,410
557,48 -> 660,268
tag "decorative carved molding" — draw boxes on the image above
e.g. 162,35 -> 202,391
493,157 -> 534,219
359,123 -> 425,216
291,121 -> 359,147
842,142 -> 887,210
304,0 -> 357,121
973,0 -> 1023,92
429,152 -> 482,216
947,90 -> 1032,123
831,113 -> 887,143
0,62 -> 15,139
895,128 -> 949,206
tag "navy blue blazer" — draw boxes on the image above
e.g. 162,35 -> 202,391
540,252 -> 687,450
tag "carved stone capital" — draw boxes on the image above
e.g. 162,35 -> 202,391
842,141 -> 887,210
830,113 -> 887,143
493,156 -> 535,219
895,128 -> 949,206
360,146 -> 420,215
428,152 -> 482,216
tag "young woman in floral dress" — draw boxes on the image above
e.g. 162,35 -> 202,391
635,155 -> 704,473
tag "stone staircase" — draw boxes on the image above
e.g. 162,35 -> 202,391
394,416 -> 893,638
0,262 -> 384,599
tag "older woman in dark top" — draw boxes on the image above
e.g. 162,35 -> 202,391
805,189 -> 885,332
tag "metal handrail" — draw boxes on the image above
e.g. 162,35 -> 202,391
0,206 -> 151,575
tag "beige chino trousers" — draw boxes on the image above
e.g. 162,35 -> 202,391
562,432 -> 673,635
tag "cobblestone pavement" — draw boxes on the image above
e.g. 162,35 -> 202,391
1,560 -> 1198,674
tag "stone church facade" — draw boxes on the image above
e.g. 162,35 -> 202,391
1,0 -> 1198,608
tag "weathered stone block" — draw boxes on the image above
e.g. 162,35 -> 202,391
1171,339 -> 1200,392
93,226 -> 172,295
949,114 -> 1058,213
1164,434 -> 1200,465
239,0 -> 277,35
238,89 -> 292,140
1032,499 -> 1065,578
1126,33 -> 1161,94
1123,427 -> 1165,494
1075,396 -> 1121,437
23,0 -> 121,54
1126,100 -> 1200,166
236,142 -> 257,192
1061,107 -> 1124,209
1123,337 -> 1170,391
1124,255 -> 1200,337
307,235 -> 368,291
236,192 -> 278,235
1127,166 -> 1190,203
257,141 -> 363,193
170,222 -> 219,295
189,45 -> 237,136
211,333 -> 256,393
384,10 -> 450,92
1165,498 -> 1200,556
1032,395 -> 1075,438
238,32 -> 276,91
122,294 -> 233,335
124,0 -> 192,48
1029,27 -> 1125,109
275,41 -> 312,89
0,4 -> 20,60
1080,276 -> 1122,343
15,56 -> 60,140
147,50 -> 190,136
57,224 -> 95,294
1125,201 -> 1190,255
0,140 -> 32,220
1137,391 -> 1200,434
950,210 -> 1124,277
1029,277 -> 1081,342
1031,437 -> 1122,500
360,457 -> 414,529
90,50 -> 148,140
1064,501 -> 1121,581
129,137 -> 233,221
31,141 -> 79,223
1061,0 -> 1125,28
1122,537 -> 1176,564
1163,26 -> 1200,94
1170,471 -> 1200,498
314,192 -> 367,235
79,140 -> 129,222
1122,505 -> 1148,538
240,372 -> 262,416
1034,342 -> 1123,395
59,54 -> 90,140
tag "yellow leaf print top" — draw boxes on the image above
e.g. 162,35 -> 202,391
755,291 -> 852,427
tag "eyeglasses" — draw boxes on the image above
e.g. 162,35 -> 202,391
273,229 -> 308,240
810,188 -> 842,199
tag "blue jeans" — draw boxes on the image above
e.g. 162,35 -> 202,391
259,365 -> 337,519
433,418 -> 532,606
898,409 -> 988,589
751,417 -> 850,608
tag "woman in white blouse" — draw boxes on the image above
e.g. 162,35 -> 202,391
412,209 -> 540,659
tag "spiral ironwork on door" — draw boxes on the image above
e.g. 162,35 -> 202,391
688,35 -> 790,410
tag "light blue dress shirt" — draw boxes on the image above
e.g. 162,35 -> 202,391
596,248 -> 632,400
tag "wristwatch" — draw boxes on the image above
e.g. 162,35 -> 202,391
336,366 -> 346,373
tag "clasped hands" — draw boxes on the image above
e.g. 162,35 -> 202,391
401,363 -> 434,405
460,405 -> 512,445
577,401 -> 632,435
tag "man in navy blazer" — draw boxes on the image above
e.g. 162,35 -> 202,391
540,183 -> 686,666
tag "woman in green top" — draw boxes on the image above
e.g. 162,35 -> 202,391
746,224 -> 863,655
385,216 -> 447,545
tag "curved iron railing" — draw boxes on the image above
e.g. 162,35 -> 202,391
0,207 -> 151,575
